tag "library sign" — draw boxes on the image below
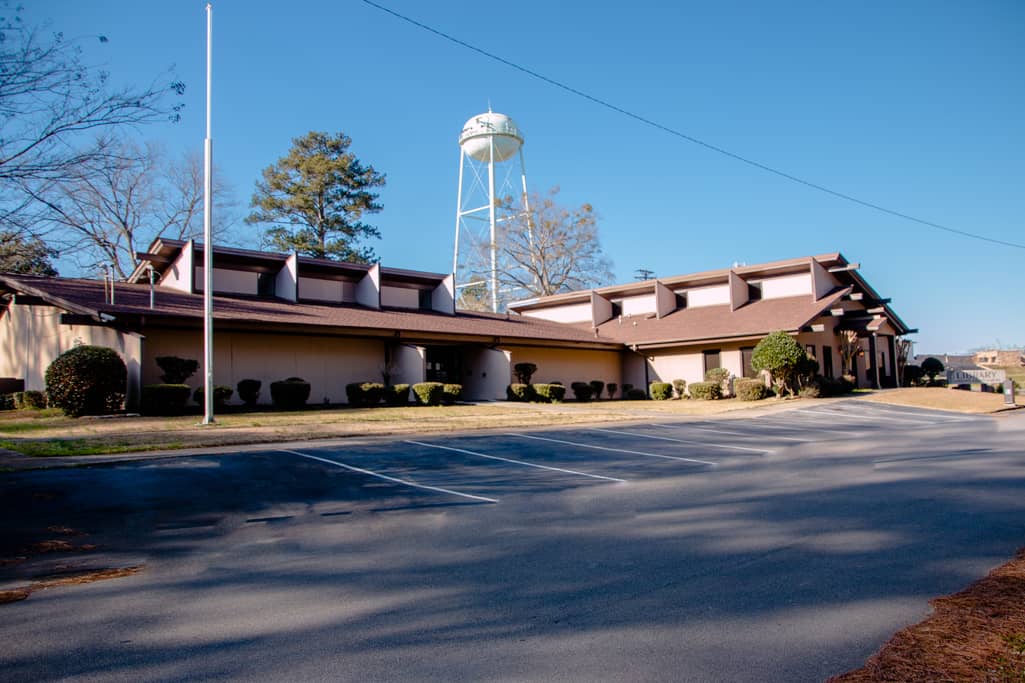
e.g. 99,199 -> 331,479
946,368 -> 1007,384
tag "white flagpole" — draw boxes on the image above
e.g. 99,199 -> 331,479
202,3 -> 215,424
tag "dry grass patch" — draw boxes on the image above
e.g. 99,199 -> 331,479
829,548 -> 1025,682
0,399 -> 783,456
861,388 -> 1022,414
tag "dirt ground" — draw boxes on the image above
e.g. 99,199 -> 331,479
829,548 -> 1025,682
862,387 -> 1022,414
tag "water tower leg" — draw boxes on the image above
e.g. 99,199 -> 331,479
488,135 -> 498,313
453,149 -> 465,278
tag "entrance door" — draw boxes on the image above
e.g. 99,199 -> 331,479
425,347 -> 462,383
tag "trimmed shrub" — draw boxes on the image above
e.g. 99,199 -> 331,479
0,394 -> 13,410
735,379 -> 768,401
625,388 -> 647,400
346,382 -> 368,406
141,384 -> 191,416
589,380 -> 605,400
704,367 -> 730,384
412,382 -> 444,406
570,382 -> 593,401
689,381 -> 722,400
622,383 -> 634,396
902,364 -> 925,387
14,390 -> 47,409
506,383 -> 534,402
606,383 -> 618,399
799,382 -> 822,398
270,377 -> 311,409
513,362 -> 537,384
361,382 -> 386,406
534,383 -> 566,403
237,379 -> 261,407
385,384 -> 410,406
672,379 -> 687,399
921,357 -> 944,384
649,382 -> 673,400
45,345 -> 127,417
752,331 -> 807,397
193,385 -> 234,407
155,356 -> 199,384
442,383 -> 463,404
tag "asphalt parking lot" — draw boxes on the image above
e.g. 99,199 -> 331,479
2,399 -> 1024,682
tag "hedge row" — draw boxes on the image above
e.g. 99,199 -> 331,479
506,383 -> 566,403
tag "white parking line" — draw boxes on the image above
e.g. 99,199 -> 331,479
747,417 -> 860,436
404,440 -> 626,483
650,423 -> 810,442
794,408 -> 930,425
504,433 -> 716,466
281,449 -> 499,503
599,427 -> 772,453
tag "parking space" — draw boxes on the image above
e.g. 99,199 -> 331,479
261,399 -> 993,508
3,399 -> 1022,683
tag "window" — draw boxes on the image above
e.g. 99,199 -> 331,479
747,282 -> 762,301
418,288 -> 433,310
741,347 -> 755,378
822,346 -> 834,377
257,272 -> 276,297
703,349 -> 721,375
674,293 -> 687,309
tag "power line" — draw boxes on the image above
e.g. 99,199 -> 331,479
361,0 -> 1025,251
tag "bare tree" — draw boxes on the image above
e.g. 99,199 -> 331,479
495,187 -> 613,301
895,337 -> 912,387
0,7 -> 184,258
839,330 -> 861,377
29,139 -> 235,279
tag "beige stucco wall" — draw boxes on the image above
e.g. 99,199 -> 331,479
463,347 -> 512,400
0,303 -> 141,407
508,346 -> 622,389
194,267 -> 258,295
757,273 -> 811,300
390,344 -> 425,387
520,302 -> 592,324
299,277 -> 356,304
618,294 -> 655,316
647,343 -> 755,393
380,286 -> 419,309
142,329 -> 386,405
682,284 -> 730,308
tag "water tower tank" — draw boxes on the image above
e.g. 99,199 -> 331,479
459,112 -> 523,162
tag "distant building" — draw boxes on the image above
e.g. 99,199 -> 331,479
0,241 -> 913,408
974,350 -> 1025,367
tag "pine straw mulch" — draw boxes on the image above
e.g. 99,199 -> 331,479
829,548 -> 1025,682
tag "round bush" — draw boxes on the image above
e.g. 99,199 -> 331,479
625,388 -> 648,400
751,331 -> 807,397
386,384 -> 410,406
141,384 -> 191,415
193,385 -> 234,407
361,382 -> 386,406
506,383 -> 534,402
270,377 -> 311,409
533,383 -> 566,403
155,356 -> 199,384
345,382 -> 368,406
442,383 -> 463,404
649,382 -> 673,400
735,379 -> 768,401
45,345 -> 126,417
606,382 -> 618,399
412,382 -> 444,406
589,380 -> 605,400
689,381 -> 722,400
570,382 -> 593,401
237,379 -> 261,406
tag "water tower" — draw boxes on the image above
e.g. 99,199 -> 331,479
453,110 -> 530,312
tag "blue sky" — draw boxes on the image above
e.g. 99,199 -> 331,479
34,0 -> 1024,353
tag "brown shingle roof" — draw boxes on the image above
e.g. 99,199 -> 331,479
581,288 -> 851,347
0,275 -> 619,348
